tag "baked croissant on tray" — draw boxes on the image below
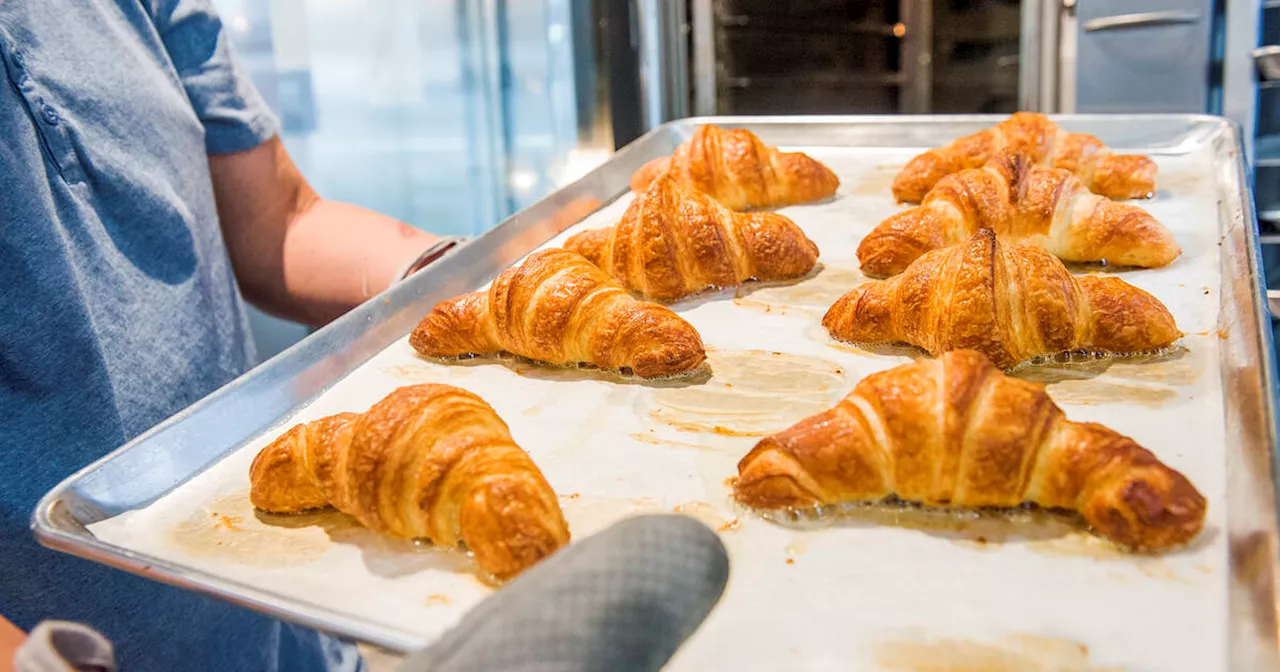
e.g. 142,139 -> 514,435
410,248 -> 707,378
859,150 -> 1181,277
565,172 -> 820,300
892,112 -> 1157,203
631,124 -> 840,211
250,384 -> 570,580
734,350 -> 1206,551
825,229 -> 1181,369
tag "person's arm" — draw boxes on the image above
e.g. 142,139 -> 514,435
1,614 -> 24,672
209,136 -> 438,326
143,2 -> 437,325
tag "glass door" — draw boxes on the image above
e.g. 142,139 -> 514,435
212,0 -> 611,358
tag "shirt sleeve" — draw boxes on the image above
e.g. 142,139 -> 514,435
147,0 -> 280,154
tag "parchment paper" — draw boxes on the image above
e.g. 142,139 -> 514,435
89,146 -> 1228,671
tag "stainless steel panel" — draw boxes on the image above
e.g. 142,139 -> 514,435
1020,0 -> 1063,112
899,0 -> 932,113
1018,0 -> 1041,110
690,0 -> 717,116
1224,0 -> 1262,160
31,116 -> 1280,666
1074,0 -> 1214,113
635,0 -> 689,129
1059,0 -> 1079,112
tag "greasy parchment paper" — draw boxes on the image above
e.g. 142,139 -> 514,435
88,147 -> 1228,671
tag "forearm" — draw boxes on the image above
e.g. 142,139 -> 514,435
268,198 -> 437,325
212,136 -> 438,327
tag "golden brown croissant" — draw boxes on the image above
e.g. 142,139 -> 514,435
734,350 -> 1206,551
565,173 -> 820,300
410,248 -> 706,378
631,124 -> 839,211
825,229 -> 1181,368
892,112 -> 1157,203
249,384 -> 570,579
860,150 -> 1180,276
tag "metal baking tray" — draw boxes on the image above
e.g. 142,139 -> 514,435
32,116 -> 1280,670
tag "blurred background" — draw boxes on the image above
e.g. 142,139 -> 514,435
213,0 -> 1271,359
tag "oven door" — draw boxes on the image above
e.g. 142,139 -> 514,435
1070,0 -> 1214,113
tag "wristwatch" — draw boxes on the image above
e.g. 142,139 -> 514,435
397,236 -> 469,281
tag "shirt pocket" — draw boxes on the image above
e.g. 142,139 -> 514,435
1,45 -> 85,184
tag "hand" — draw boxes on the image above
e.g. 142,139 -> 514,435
1,614 -> 25,672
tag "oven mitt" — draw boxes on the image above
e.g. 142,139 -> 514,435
13,620 -> 115,672
399,514 -> 730,672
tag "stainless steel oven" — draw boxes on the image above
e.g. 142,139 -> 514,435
608,0 -> 1278,334
613,1 -> 1254,134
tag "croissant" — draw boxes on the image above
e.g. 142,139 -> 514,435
825,229 -> 1181,368
892,112 -> 1157,203
565,173 -> 820,300
734,350 -> 1206,551
631,125 -> 840,211
410,248 -> 706,378
249,384 -> 570,579
860,150 -> 1180,276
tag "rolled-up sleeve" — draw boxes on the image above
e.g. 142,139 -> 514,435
147,0 -> 279,154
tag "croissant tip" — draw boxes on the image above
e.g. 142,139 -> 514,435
731,479 -> 822,512
1084,468 -> 1207,551
856,236 -> 921,278
408,324 -> 453,359
458,479 -> 571,580
819,303 -> 842,330
630,346 -> 708,379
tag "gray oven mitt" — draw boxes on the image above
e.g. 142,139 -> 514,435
399,514 -> 730,672
13,620 -> 116,672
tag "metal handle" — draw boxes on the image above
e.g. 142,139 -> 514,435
1083,10 -> 1201,32
1253,46 -> 1280,81
397,236 -> 469,281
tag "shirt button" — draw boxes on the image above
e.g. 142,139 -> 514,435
40,103 -> 59,125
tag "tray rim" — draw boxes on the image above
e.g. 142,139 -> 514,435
30,113 -> 1280,659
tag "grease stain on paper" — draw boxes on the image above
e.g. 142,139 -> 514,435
754,499 -> 1201,580
557,495 -> 666,538
1012,346 -> 1200,408
408,351 -> 712,387
169,491 -> 337,568
672,501 -> 739,532
170,491 -> 480,579
759,500 -> 1080,548
646,350 -> 849,436
558,495 -> 740,537
876,634 -> 1120,672
804,322 -> 928,360
1029,530 -> 1207,583
844,164 -> 903,197
379,362 -> 470,383
628,431 -> 719,451
733,265 -> 868,315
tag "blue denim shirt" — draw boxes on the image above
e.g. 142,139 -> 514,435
0,1 -> 358,669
